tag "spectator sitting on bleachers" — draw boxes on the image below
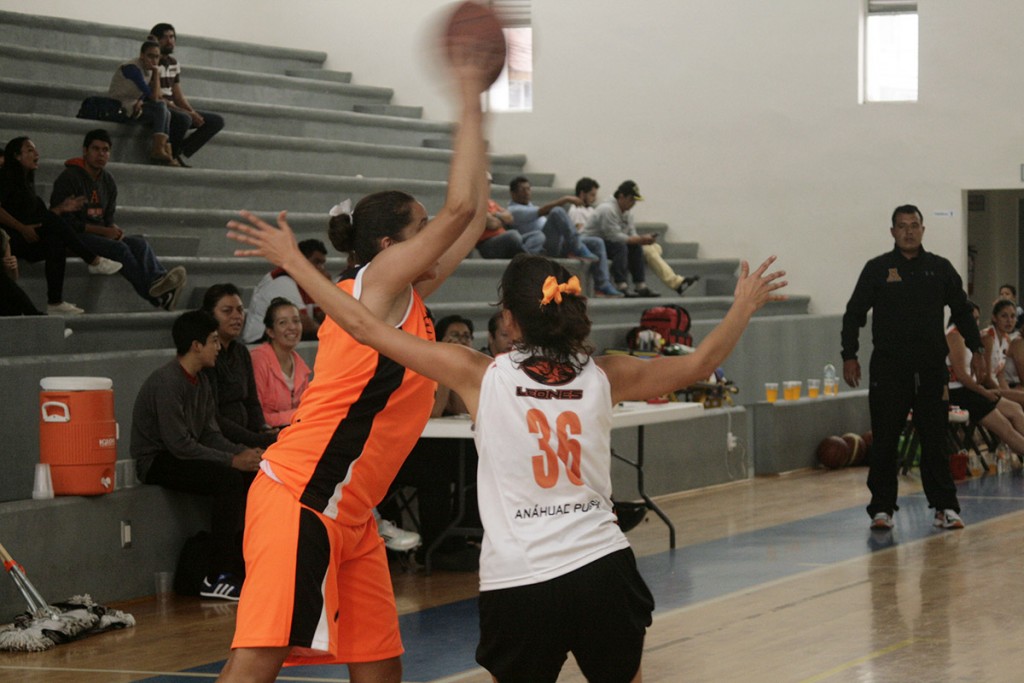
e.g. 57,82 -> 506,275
982,299 -> 1020,390
0,225 -> 42,316
0,136 -> 123,315
250,297 -> 312,428
476,172 -> 524,259
998,284 -> 1024,333
242,238 -> 328,344
107,39 -> 178,165
564,177 -> 621,297
583,180 -> 698,297
482,309 -> 514,357
131,309 -> 262,601
946,301 -> 1024,455
50,129 -> 187,311
507,175 -> 598,262
201,283 -> 277,449
150,22 -> 226,167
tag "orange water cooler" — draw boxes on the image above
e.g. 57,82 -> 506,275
38,377 -> 118,495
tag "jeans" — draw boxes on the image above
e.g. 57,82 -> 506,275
168,108 -> 225,158
476,230 -> 524,259
605,240 -> 647,287
137,100 -> 171,136
79,233 -> 166,305
581,235 -> 613,287
520,207 -> 590,258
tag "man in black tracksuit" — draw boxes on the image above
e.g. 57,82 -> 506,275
841,204 -> 984,531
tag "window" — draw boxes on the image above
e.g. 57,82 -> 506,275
863,1 -> 918,102
488,1 -> 532,112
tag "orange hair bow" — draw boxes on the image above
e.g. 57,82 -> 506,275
539,275 -> 582,306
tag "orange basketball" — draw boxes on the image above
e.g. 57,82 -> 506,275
859,431 -> 872,466
817,436 -> 852,470
442,1 -> 507,87
842,433 -> 865,466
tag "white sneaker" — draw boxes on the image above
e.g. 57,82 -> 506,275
47,301 -> 84,315
378,519 -> 421,552
934,509 -> 965,529
88,257 -> 122,275
870,512 -> 894,530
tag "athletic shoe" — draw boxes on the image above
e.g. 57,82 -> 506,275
870,512 -> 894,530
594,282 -> 625,297
379,519 -> 421,552
87,257 -> 123,275
149,265 -> 186,297
676,275 -> 700,295
150,266 -> 187,311
47,301 -> 84,315
199,573 -> 242,601
634,287 -> 661,298
934,509 -> 965,529
613,500 -> 648,532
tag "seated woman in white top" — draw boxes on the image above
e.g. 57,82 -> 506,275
947,301 -> 1024,455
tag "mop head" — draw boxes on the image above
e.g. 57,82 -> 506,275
0,594 -> 135,652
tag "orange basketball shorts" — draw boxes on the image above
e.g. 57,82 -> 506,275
231,472 -> 403,665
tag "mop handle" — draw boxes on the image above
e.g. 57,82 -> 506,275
0,541 -> 51,614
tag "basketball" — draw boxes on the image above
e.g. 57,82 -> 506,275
842,432 -> 864,466
442,1 -> 508,87
859,430 -> 872,465
817,436 -> 852,470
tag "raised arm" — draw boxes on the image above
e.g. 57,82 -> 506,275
365,41 -> 494,301
598,257 -> 787,404
228,211 -> 492,414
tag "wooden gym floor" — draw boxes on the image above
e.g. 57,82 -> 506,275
2,466 -> 1024,682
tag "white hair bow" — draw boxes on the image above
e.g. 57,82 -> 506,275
328,199 -> 352,218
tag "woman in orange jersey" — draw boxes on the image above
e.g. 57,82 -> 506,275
215,45 -> 496,683
229,210 -> 786,683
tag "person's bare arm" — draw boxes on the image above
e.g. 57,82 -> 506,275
537,195 -> 581,217
948,330 -> 999,402
598,257 -> 787,404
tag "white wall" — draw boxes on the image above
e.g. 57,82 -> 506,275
8,0 -> 1024,314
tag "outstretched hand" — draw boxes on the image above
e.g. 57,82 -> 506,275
734,255 -> 788,312
227,210 -> 300,269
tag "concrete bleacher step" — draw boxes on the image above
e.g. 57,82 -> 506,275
286,68 -> 353,84
1,80 -> 455,147
30,158 -> 574,217
0,9 -> 327,75
353,104 -> 424,119
490,171 -> 557,188
0,43 -> 394,112
4,114 -> 527,184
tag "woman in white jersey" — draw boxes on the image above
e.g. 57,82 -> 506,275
228,216 -> 786,683
946,302 -> 1024,455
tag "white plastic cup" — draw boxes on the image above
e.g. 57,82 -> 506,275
154,571 -> 173,598
32,463 -> 54,500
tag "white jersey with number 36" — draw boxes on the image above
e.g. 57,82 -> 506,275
475,350 -> 630,592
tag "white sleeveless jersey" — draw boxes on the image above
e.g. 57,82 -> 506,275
475,350 -> 630,592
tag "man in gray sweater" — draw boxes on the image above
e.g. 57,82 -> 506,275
131,309 -> 261,600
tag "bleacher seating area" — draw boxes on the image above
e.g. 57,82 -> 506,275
0,10 -> 866,616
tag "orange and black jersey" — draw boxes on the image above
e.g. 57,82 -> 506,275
261,267 -> 436,523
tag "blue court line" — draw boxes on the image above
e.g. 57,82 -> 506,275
143,473 -> 1024,682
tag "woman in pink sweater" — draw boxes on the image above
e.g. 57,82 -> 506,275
250,297 -> 311,427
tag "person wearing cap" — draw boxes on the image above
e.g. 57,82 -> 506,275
584,180 -> 697,298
